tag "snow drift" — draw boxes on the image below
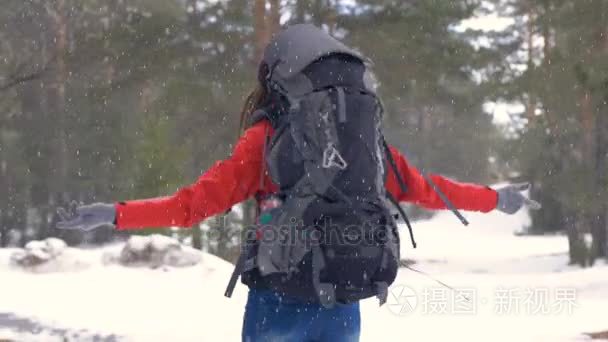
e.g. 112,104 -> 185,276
9,238 -> 91,273
0,207 -> 606,341
104,234 -> 201,268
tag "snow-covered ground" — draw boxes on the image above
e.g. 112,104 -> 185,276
1,208 -> 606,341
363,209 -> 607,342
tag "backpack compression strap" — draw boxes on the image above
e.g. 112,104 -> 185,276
382,139 -> 470,233
420,173 -> 470,226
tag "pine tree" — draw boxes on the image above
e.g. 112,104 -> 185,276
494,0 -> 608,264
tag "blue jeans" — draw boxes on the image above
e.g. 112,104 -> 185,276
242,288 -> 361,342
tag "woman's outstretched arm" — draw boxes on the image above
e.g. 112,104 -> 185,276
115,121 -> 273,230
385,145 -> 498,213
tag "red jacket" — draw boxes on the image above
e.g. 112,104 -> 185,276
115,120 -> 497,230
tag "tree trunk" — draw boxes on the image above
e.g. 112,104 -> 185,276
21,75 -> 50,242
192,224 -> 202,250
525,3 -> 537,122
0,135 -> 8,246
542,20 -> 551,64
326,0 -> 337,34
52,0 -> 69,194
0,219 -> 7,248
591,212 -> 607,260
603,93 -> 608,259
254,0 -> 268,64
579,92 -> 594,161
567,214 -> 588,266
592,90 -> 608,259
295,0 -> 307,23
311,0 -> 324,26
590,161 -> 605,260
268,0 -> 281,34
44,0 -> 70,240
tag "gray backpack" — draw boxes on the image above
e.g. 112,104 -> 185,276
226,24 -> 464,307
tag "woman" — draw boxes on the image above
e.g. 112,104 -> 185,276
57,24 -> 537,342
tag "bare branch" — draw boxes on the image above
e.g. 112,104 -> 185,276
0,55 -> 56,92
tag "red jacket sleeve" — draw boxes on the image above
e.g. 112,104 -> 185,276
385,145 -> 498,213
115,121 -> 271,230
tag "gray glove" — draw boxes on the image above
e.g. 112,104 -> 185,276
496,183 -> 541,215
56,202 -> 116,231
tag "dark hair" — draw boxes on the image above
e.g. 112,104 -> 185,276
238,63 -> 270,134
238,84 -> 266,134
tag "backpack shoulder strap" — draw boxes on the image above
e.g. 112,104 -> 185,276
248,109 -> 267,125
382,138 -> 409,194
382,138 -> 417,248
255,124 -> 271,203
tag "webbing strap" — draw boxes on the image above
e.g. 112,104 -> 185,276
421,173 -> 470,226
382,139 -> 416,248
312,244 -> 336,308
375,281 -> 389,306
382,138 -> 469,227
225,229 -> 257,298
224,243 -> 253,298
382,139 -> 408,194
336,87 -> 346,123
387,192 -> 416,248
258,125 -> 270,194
